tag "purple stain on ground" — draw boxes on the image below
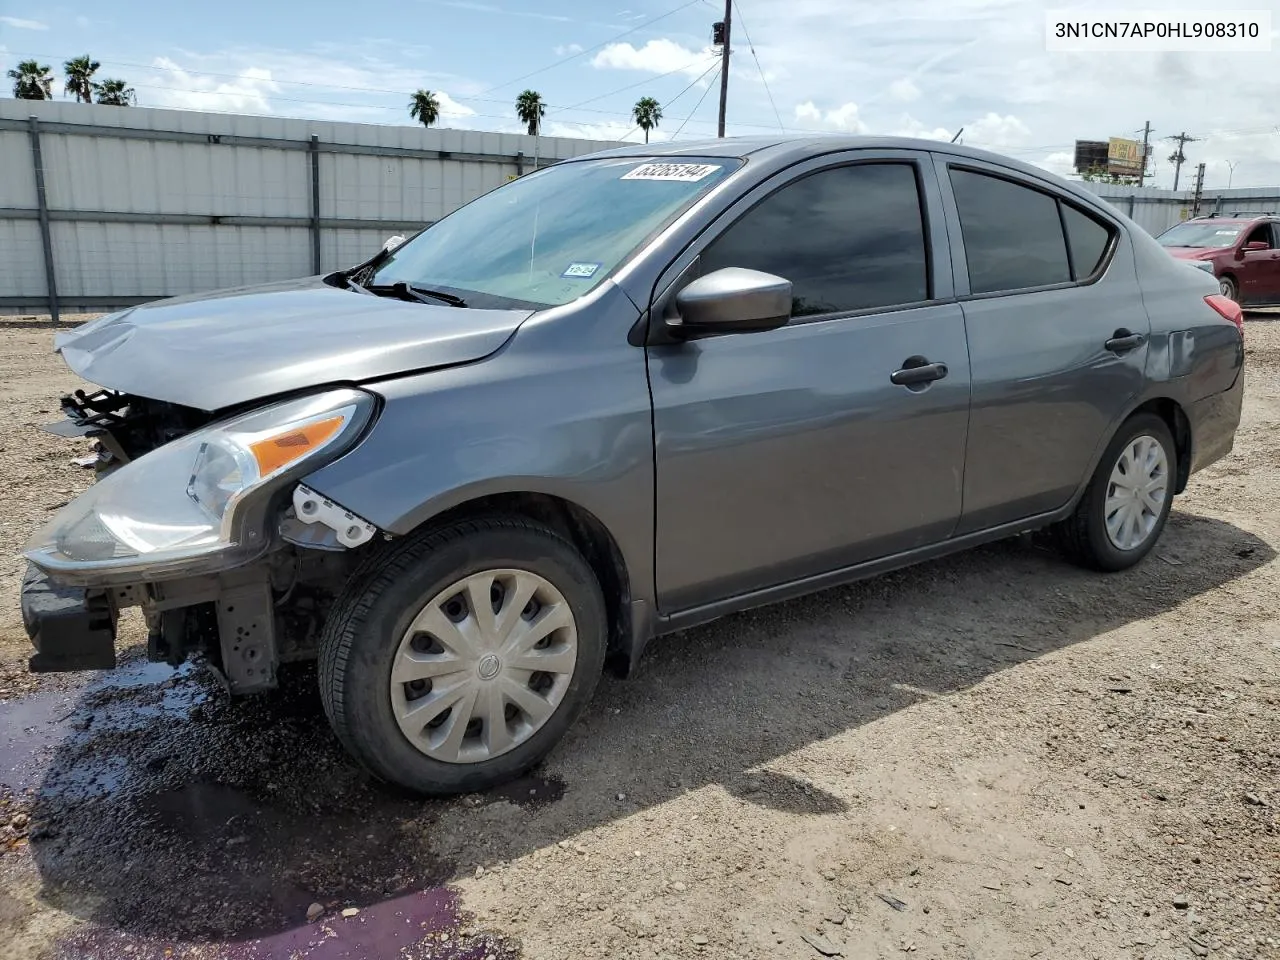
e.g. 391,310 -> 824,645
55,889 -> 517,960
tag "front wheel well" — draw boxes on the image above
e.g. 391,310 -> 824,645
418,492 -> 633,675
1131,398 -> 1191,493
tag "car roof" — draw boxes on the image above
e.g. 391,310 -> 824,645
579,134 -> 1061,181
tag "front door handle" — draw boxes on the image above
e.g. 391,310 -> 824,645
1105,329 -> 1145,353
890,360 -> 948,386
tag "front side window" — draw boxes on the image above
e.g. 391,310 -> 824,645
699,162 -> 930,317
1242,224 -> 1273,249
371,157 -> 737,308
949,169 -> 1071,294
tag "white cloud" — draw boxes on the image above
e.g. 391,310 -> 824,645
554,43 -> 584,56
1033,151 -> 1076,178
74,15 -> 91,28
793,100 -> 866,132
146,58 -> 280,114
888,78 -> 920,103
794,101 -> 821,123
889,114 -> 953,141
433,91 -> 476,119
544,118 -> 656,144
962,112 -> 1031,150
0,16 -> 48,30
591,39 -> 716,78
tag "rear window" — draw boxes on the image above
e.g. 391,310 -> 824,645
949,169 -> 1071,293
949,167 -> 1117,294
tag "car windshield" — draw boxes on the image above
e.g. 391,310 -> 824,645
369,157 -> 738,308
1156,222 -> 1244,248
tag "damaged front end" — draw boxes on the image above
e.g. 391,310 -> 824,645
22,387 -> 382,694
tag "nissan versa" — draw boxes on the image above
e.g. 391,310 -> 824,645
21,137 -> 1245,795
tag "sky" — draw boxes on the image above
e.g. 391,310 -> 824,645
2,0 -> 1279,188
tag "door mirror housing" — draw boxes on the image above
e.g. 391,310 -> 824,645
1244,240 -> 1269,252
383,235 -> 407,252
667,267 -> 792,339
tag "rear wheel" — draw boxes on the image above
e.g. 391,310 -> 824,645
318,516 -> 607,795
1220,274 -> 1239,302
1053,413 -> 1175,572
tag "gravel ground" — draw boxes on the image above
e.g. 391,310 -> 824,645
0,314 -> 1277,960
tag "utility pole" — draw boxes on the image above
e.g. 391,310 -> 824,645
1165,131 -> 1199,191
715,0 -> 732,137
1191,162 -> 1206,216
1227,160 -> 1239,188
1137,120 -> 1151,187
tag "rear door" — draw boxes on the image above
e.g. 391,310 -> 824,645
648,152 -> 971,613
935,157 -> 1151,535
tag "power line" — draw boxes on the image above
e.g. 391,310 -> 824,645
477,0 -> 705,94
553,56 -> 719,114
674,65 -> 722,139
733,0 -> 783,131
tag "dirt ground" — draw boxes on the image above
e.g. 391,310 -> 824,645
0,314 -> 1277,960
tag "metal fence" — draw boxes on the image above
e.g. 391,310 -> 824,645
0,100 -> 620,319
1081,182 -> 1280,237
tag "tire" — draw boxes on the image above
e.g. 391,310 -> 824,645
1052,413 -> 1176,572
318,516 -> 607,795
1219,274 -> 1239,302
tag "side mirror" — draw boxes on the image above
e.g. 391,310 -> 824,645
667,267 -> 792,339
383,235 -> 407,252
1244,240 -> 1269,252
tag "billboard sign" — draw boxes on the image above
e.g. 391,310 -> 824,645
1107,137 -> 1146,176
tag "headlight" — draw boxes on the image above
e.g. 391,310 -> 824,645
25,389 -> 374,583
1188,260 -> 1216,273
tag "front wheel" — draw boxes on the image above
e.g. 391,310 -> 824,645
1220,275 -> 1239,302
318,516 -> 607,795
1052,413 -> 1176,572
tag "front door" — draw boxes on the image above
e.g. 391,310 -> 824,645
936,159 -> 1152,534
1237,222 -> 1280,305
648,156 -> 971,614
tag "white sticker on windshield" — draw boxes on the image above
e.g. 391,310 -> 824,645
621,162 -> 722,182
562,262 -> 601,279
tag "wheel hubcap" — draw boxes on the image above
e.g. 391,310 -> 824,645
1104,435 -> 1169,552
390,569 -> 578,764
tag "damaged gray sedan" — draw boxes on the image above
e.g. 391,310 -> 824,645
22,136 -> 1244,794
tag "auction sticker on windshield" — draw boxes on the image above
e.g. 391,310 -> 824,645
622,163 -> 722,182
562,262 -> 601,279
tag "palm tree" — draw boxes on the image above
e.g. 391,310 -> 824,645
93,78 -> 135,106
8,60 -> 54,100
63,55 -> 100,103
408,89 -> 441,128
633,96 -> 663,144
515,89 -> 546,137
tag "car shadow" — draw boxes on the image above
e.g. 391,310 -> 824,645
15,509 -> 1274,952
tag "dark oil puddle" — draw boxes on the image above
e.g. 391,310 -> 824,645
54,889 -> 518,959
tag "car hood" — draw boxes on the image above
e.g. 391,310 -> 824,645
55,277 -> 534,410
1165,246 -> 1226,260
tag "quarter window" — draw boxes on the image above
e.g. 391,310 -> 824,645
699,162 -> 929,317
1061,204 -> 1112,278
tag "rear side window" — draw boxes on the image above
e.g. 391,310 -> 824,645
949,169 -> 1071,293
1061,204 -> 1112,278
699,162 -> 929,317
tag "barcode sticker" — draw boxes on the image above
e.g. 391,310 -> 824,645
621,162 -> 722,182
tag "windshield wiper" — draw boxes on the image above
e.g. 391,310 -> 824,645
366,281 -> 467,308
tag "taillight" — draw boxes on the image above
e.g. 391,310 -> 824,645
1205,294 -> 1244,336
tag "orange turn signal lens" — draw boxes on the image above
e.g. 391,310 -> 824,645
248,415 -> 345,476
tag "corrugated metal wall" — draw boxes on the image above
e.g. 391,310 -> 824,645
1081,182 -> 1280,237
0,100 -> 620,316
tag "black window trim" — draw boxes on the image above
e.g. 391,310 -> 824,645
653,156 -> 940,334
943,161 -> 1120,302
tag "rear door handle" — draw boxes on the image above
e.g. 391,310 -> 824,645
1105,330 -> 1145,353
890,360 -> 948,386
